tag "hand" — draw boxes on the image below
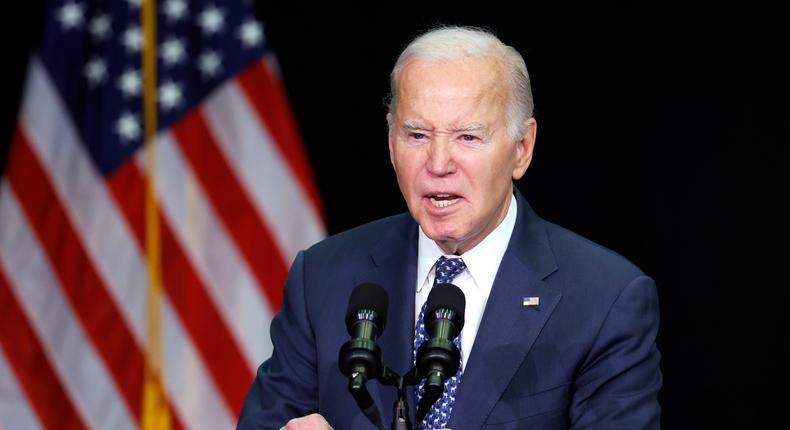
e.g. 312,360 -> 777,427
279,413 -> 333,430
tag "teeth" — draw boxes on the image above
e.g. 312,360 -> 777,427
429,197 -> 459,208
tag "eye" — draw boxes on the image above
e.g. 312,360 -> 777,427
460,134 -> 480,142
409,132 -> 427,140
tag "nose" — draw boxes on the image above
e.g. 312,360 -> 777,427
426,136 -> 455,177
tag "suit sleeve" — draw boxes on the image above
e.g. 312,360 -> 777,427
237,250 -> 319,429
570,275 -> 663,429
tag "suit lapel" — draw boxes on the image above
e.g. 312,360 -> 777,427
353,217 -> 419,425
448,192 -> 562,429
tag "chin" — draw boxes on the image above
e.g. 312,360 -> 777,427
421,223 -> 461,244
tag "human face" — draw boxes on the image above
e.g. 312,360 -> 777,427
388,57 -> 536,255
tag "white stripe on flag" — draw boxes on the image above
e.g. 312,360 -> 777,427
0,344 -> 43,430
143,133 -> 274,368
203,81 -> 326,265
0,184 -> 135,430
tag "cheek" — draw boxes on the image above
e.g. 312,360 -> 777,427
394,154 -> 422,181
472,158 -> 512,195
392,156 -> 421,198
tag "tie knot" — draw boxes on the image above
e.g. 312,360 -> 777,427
434,256 -> 466,285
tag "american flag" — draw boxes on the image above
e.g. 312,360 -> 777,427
0,1 -> 325,429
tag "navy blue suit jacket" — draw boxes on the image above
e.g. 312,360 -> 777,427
238,192 -> 662,429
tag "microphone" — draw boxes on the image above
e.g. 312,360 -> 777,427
415,282 -> 466,422
338,283 -> 389,430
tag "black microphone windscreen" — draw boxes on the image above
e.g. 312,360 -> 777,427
426,283 -> 466,327
346,282 -> 389,330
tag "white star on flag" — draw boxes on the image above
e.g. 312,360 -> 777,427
160,38 -> 186,66
116,111 -> 140,142
163,0 -> 188,22
89,14 -> 111,39
158,80 -> 183,111
118,69 -> 142,97
123,26 -> 143,53
198,6 -> 225,35
238,20 -> 264,48
57,2 -> 85,30
198,51 -> 222,78
84,58 -> 107,85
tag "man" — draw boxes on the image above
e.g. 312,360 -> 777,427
238,26 -> 661,429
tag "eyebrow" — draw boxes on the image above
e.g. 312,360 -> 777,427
453,123 -> 486,133
400,121 -> 487,133
401,120 -> 431,131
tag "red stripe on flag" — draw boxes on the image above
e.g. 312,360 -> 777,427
6,127 -> 142,422
106,160 -> 147,245
236,60 -> 324,221
107,157 -> 254,416
171,110 -> 288,307
0,266 -> 88,430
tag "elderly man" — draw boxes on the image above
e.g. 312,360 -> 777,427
238,26 -> 661,430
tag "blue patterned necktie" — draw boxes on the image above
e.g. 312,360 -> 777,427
414,256 -> 467,429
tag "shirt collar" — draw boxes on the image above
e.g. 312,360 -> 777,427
416,193 -> 518,292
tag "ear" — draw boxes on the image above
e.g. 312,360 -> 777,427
386,113 -> 397,169
512,117 -> 537,180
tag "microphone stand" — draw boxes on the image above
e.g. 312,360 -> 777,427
354,363 -> 451,430
380,367 -> 413,430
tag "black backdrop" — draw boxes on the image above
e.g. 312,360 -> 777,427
2,4 -> 788,428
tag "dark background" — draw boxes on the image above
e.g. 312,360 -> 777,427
3,4 -> 788,428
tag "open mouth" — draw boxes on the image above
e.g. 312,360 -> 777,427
427,193 -> 461,208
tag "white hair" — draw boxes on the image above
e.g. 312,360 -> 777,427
388,26 -> 534,140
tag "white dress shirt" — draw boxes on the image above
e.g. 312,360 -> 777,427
415,194 -> 517,367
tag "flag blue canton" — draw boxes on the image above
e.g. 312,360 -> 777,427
39,0 -> 268,175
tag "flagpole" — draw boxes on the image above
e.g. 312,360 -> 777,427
140,0 -> 171,428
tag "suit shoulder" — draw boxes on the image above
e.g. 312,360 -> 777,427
542,220 -> 646,283
303,212 -> 414,260
534,219 -> 657,337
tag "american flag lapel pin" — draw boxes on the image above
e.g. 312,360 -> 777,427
523,296 -> 540,307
